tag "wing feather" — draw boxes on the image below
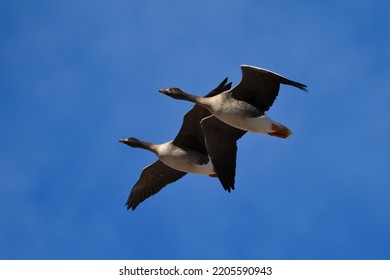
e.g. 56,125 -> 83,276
201,116 -> 246,192
126,160 -> 186,210
231,65 -> 307,112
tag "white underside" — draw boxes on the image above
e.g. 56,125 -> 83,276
213,112 -> 276,134
157,142 -> 214,175
161,157 -> 214,175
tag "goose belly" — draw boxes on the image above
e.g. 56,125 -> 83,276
214,111 -> 273,134
156,142 -> 214,175
159,155 -> 214,175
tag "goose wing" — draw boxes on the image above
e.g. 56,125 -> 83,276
230,65 -> 307,112
173,78 -> 232,153
201,115 -> 246,192
126,160 -> 186,210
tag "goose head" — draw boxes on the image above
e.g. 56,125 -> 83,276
119,137 -> 142,148
159,88 -> 189,100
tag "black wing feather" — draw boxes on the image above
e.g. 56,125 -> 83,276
230,65 -> 307,112
201,116 -> 246,192
126,160 -> 186,210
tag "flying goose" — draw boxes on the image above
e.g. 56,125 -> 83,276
159,65 -> 307,138
120,79 -> 245,210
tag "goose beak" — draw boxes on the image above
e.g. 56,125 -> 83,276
159,89 -> 169,94
119,139 -> 127,144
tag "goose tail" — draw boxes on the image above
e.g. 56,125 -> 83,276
268,122 -> 292,139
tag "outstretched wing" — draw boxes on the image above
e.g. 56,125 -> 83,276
126,160 -> 186,210
230,65 -> 307,112
173,78 -> 232,153
201,115 -> 246,192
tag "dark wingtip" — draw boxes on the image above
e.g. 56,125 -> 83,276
218,79 -> 232,92
224,82 -> 232,91
125,201 -> 136,211
206,77 -> 231,97
215,77 -> 229,90
290,81 -> 308,92
220,77 -> 228,85
298,83 -> 308,93
214,168 -> 236,193
222,182 -> 234,192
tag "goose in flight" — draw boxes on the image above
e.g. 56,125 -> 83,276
159,65 -> 307,138
120,79 -> 245,210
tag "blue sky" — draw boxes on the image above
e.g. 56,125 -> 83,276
1,0 -> 389,259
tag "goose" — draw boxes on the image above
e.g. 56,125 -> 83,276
120,79 -> 245,210
159,65 -> 307,138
